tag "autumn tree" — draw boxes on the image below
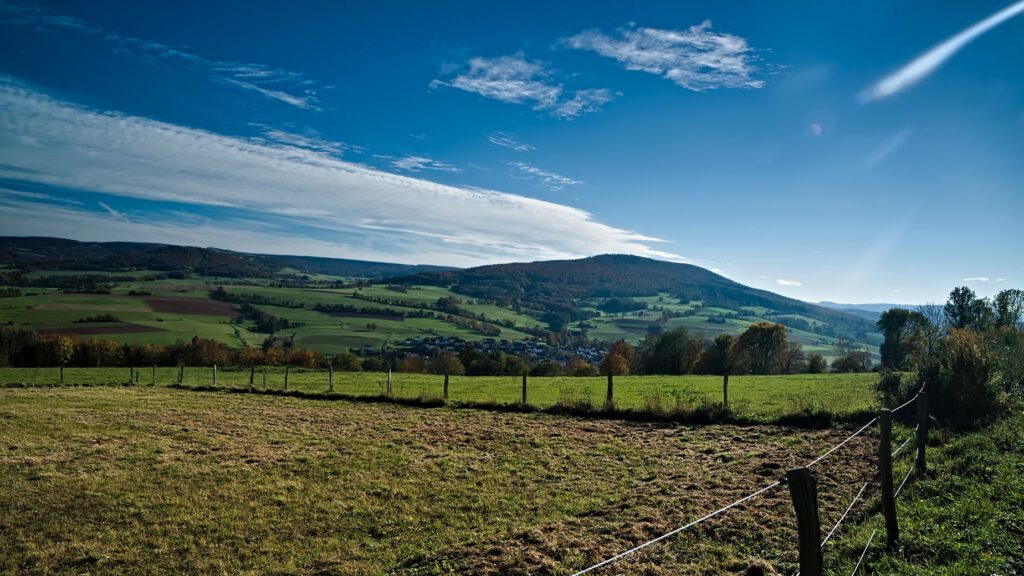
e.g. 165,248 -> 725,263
600,340 -> 635,376
734,322 -> 788,375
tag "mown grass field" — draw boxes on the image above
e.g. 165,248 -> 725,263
0,386 -> 884,575
0,369 -> 878,421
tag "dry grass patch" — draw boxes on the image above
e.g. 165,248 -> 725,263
0,387 -> 877,575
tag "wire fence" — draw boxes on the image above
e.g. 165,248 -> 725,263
568,385 -> 933,576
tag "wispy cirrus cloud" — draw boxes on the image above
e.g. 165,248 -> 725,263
776,278 -> 802,287
97,201 -> 129,222
508,162 -> 582,191
0,77 -> 685,266
0,1 -> 323,110
964,276 -> 1006,283
564,21 -> 765,91
860,0 -> 1024,102
389,156 -> 462,173
432,52 -> 614,118
488,132 -> 535,152
251,126 -> 361,156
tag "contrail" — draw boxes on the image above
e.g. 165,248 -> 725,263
860,0 -> 1024,102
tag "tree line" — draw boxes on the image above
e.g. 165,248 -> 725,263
595,321 -> 864,377
875,287 -> 1023,429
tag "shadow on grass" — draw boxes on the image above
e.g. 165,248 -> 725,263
0,380 -> 877,430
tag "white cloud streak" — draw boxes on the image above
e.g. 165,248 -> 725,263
565,21 -> 765,91
963,276 -> 1006,283
97,201 -> 128,222
433,53 -> 614,118
389,156 -> 462,173
488,132 -> 535,152
508,162 -> 582,191
0,1 -> 322,110
776,278 -> 802,287
0,77 -> 684,266
860,0 -> 1024,102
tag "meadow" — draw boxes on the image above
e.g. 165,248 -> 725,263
0,369 -> 878,422
0,386 -> 884,575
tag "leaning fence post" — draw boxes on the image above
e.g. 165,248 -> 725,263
787,467 -> 823,576
879,408 -> 900,549
916,391 -> 929,475
443,373 -> 449,400
723,371 -> 730,408
521,371 -> 527,404
606,373 -> 614,406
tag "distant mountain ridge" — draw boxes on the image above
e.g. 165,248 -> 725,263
818,301 -> 914,322
0,237 -> 455,279
397,254 -> 876,338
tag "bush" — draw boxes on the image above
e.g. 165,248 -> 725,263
875,368 -> 916,408
930,329 -> 1006,429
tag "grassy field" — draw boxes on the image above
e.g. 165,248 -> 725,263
0,280 -> 541,352
0,369 -> 879,421
0,386 -> 883,575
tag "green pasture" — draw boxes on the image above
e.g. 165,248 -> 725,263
0,369 -> 879,421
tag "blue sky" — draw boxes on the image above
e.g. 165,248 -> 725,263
1,1 -> 1022,304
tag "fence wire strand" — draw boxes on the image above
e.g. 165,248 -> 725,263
891,430 -> 915,458
895,463 -> 915,497
569,481 -> 782,576
850,525 -> 879,576
822,480 -> 871,547
806,417 -> 878,468
890,394 -> 918,414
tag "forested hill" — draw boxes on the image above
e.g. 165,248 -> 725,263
397,254 -> 876,336
0,237 -> 453,279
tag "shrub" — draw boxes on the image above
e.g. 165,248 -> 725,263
929,329 -> 1006,429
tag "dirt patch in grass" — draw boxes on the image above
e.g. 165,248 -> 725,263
0,387 -> 879,576
143,296 -> 237,316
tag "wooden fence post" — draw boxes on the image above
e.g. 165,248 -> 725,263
151,365 -> 156,386
135,370 -> 139,384
249,366 -> 255,389
723,371 -> 729,408
443,373 -> 449,400
916,391 -> 929,475
284,366 -> 289,390
213,364 -> 217,386
606,373 -> 614,406
386,369 -> 392,397
787,467 -> 823,576
879,408 -> 900,549
329,364 -> 334,392
521,372 -> 527,404
60,365 -> 64,384
262,367 -> 267,388
178,366 -> 184,384
129,366 -> 134,384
